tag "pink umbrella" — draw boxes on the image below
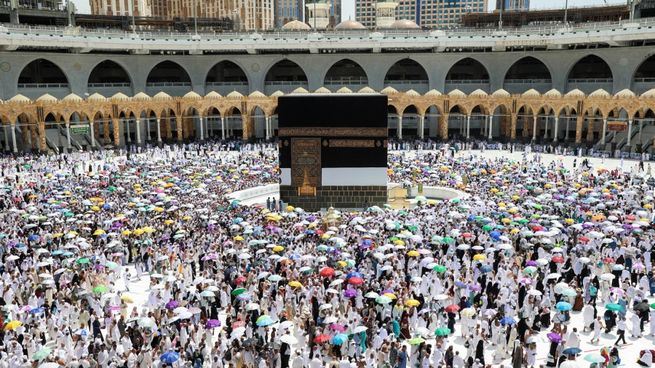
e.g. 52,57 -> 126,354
329,323 -> 346,332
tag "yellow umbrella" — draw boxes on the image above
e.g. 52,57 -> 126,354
133,229 -> 145,236
473,254 -> 486,261
142,227 -> 155,233
337,261 -> 347,268
288,281 -> 303,288
405,299 -> 420,307
121,230 -> 132,236
4,320 -> 21,331
164,219 -> 175,225
406,250 -> 420,257
272,245 -> 285,253
93,229 -> 106,236
383,293 -> 397,299
120,294 -> 134,303
286,205 -> 295,213
182,215 -> 192,221
91,206 -> 100,212
52,232 -> 63,238
154,207 -> 164,213
234,235 -> 244,241
564,218 -> 574,225
393,239 -> 405,246
645,203 -> 653,209
501,218 -> 511,224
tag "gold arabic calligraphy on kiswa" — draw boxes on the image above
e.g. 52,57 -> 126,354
291,138 -> 321,187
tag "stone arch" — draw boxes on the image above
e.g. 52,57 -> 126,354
183,106 -> 201,140
401,105 -> 420,138
87,60 -> 133,93
264,59 -> 308,94
324,59 -> 368,87
205,107 -> 222,139
159,108 -> 179,142
491,104 -> 511,140
225,106 -> 243,139
18,59 -> 69,87
444,58 -> 490,94
384,59 -> 429,93
632,54 -> 655,93
147,61 -> 192,85
503,56 -> 552,94
424,104 -> 441,139
249,105 -> 267,139
516,105 -> 534,141
447,105 -> 468,139
206,60 -> 249,95
566,55 -> 613,94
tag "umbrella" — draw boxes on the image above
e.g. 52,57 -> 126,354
4,320 -> 22,331
206,319 -> 221,329
231,288 -> 247,296
407,337 -> 425,345
256,315 -> 274,327
280,335 -> 298,345
376,296 -> 392,304
444,304 -> 460,313
160,352 -> 180,364
555,301 -> 572,311
32,347 -> 52,361
331,333 -> 349,346
546,332 -> 561,343
313,334 -> 331,343
562,347 -> 582,355
353,326 -> 368,333
405,299 -> 420,307
137,317 -> 157,329
435,327 -> 451,337
348,277 -> 364,285
288,281 -> 303,288
583,353 -> 606,363
605,303 -> 623,311
319,267 -> 335,277
500,316 -> 516,326
246,303 -> 260,311
165,300 -> 179,310
38,363 -> 61,368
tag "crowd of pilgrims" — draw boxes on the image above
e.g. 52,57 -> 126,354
0,142 -> 653,368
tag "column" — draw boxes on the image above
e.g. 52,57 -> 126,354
575,115 -> 584,144
586,119 -> 594,143
3,125 -> 9,151
146,118 -> 150,142
11,123 -> 17,153
510,113 -> 517,140
90,120 -> 96,148
156,118 -> 162,143
565,116 -> 570,141
466,115 -> 470,140
126,118 -> 131,143
601,118 -> 607,145
66,122 -> 71,150
265,116 -> 270,140
221,116 -> 226,140
488,115 -> 493,140
199,116 -> 204,141
136,118 -> 142,145
553,117 -> 559,142
639,119 -> 643,143
397,115 -> 403,139
532,115 -> 537,141
544,116 -> 549,139
112,118 -> 119,147
627,119 -> 633,146
38,121 -> 46,152
418,115 -> 425,139
439,114 -> 449,140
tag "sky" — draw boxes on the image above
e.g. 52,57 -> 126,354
70,0 -> 627,22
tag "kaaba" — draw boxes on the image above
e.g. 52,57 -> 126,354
278,94 -> 388,211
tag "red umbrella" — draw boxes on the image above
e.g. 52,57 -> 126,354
445,304 -> 460,313
552,256 -> 565,264
348,277 -> 364,285
603,257 -> 615,264
232,321 -> 245,328
578,236 -> 590,243
313,334 -> 331,343
234,276 -> 247,285
319,267 -> 335,277
462,233 -> 472,238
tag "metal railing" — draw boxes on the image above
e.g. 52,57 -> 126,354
263,81 -> 308,86
504,79 -> 552,84
88,82 -> 131,88
324,77 -> 368,84
567,78 -> 613,83
384,79 -> 429,85
145,82 -> 192,87
206,81 -> 249,86
18,83 -> 68,88
445,79 -> 489,84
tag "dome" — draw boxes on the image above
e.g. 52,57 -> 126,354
425,89 -> 442,96
314,87 -> 331,94
491,89 -> 510,97
544,89 -> 562,98
205,91 -> 222,99
183,91 -> 202,99
153,92 -> 172,100
282,20 -> 310,31
589,89 -> 610,98
8,94 -> 31,103
380,86 -> 398,95
87,93 -> 106,101
36,93 -> 58,103
469,89 -> 488,97
133,92 -> 151,100
226,91 -> 244,98
271,90 -> 285,97
564,89 -> 585,97
335,19 -> 366,30
249,91 -> 266,98
641,88 -> 655,98
291,87 -> 309,94
62,93 -> 83,102
405,89 -> 420,96
522,89 -> 540,97
358,86 -> 376,93
448,89 -> 466,97
389,19 -> 419,29
336,87 -> 352,93
615,88 -> 636,98
111,92 -> 130,101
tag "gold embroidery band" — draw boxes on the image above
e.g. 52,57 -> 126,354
278,127 -> 388,137
329,139 -> 376,148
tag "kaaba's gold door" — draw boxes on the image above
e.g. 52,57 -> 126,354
290,138 -> 321,188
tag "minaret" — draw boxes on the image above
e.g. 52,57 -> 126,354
376,0 -> 399,28
306,0 -> 331,29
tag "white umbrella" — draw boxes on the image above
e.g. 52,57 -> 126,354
353,326 -> 368,333
319,304 -> 333,311
279,321 -> 294,330
280,335 -> 298,345
245,303 -> 260,311
600,273 -> 615,281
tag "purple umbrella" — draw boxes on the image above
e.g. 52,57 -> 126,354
165,300 -> 179,310
547,332 -> 562,343
468,284 -> 481,292
343,289 -> 357,298
525,260 -> 538,267
206,319 -> 221,329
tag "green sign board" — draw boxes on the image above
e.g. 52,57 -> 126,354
70,125 -> 89,135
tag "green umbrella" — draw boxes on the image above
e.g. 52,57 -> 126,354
76,257 -> 90,265
268,275 -> 283,282
433,265 -> 447,273
407,337 -> 425,345
32,347 -> 52,361
434,327 -> 451,337
605,303 -> 623,311
442,236 -> 455,244
231,288 -> 247,296
583,353 -> 605,363
375,296 -> 392,305
481,224 -> 494,231
107,186 -> 117,192
105,261 -> 119,270
650,303 -> 655,309
93,285 -> 109,294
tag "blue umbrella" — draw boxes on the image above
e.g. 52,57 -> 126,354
160,351 -> 180,364
30,307 -> 45,314
500,316 -> 516,326
28,234 -> 40,242
562,347 -> 582,355
331,333 -> 348,346
51,250 -> 64,256
480,265 -> 492,273
346,271 -> 362,279
555,301 -> 572,311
